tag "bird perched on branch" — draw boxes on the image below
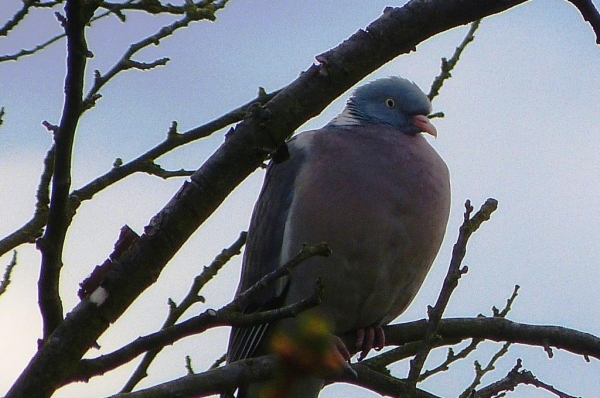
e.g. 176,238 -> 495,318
226,76 -> 451,397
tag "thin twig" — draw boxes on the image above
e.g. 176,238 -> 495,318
459,342 -> 511,398
0,0 -> 38,37
84,1 -> 231,104
0,5 -> 119,63
407,198 -> 498,384
98,0 -> 226,16
120,232 -> 247,392
67,242 -> 329,385
0,251 -> 17,297
0,32 -> 64,63
0,88 -> 277,258
0,146 -> 53,256
419,338 -> 483,381
209,353 -> 227,370
184,355 -> 195,375
493,284 -> 520,318
67,284 -> 321,385
225,242 -> 331,312
428,19 -> 481,102
138,161 -> 195,179
473,359 -> 580,398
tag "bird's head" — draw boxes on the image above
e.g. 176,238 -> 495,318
331,76 -> 437,137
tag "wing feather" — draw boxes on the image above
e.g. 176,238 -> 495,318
227,135 -> 308,363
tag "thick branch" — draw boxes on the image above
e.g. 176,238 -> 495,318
105,315 -> 600,397
380,317 -> 600,361
107,357 -> 437,398
107,356 -> 280,398
340,364 -> 440,398
567,0 -> 600,44
5,2 -> 538,396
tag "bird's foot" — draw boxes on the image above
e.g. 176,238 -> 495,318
355,325 -> 385,361
332,325 -> 386,362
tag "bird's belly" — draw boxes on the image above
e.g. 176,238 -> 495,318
281,135 -> 449,334
284,218 -> 432,334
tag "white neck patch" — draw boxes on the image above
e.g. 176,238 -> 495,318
328,108 -> 362,127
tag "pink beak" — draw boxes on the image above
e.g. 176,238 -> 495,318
413,115 -> 438,138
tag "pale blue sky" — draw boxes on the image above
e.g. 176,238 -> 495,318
1,1 -> 599,397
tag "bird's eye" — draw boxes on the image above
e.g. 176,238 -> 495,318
385,98 -> 396,108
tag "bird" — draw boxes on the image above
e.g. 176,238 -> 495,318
225,76 -> 451,397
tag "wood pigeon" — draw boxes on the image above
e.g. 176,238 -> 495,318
226,76 -> 451,397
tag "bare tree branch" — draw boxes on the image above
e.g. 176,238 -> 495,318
407,198 -> 499,384
0,33 -> 63,63
417,285 -> 521,382
340,363 -> 440,398
567,0 -> 600,44
66,241 -> 328,385
103,314 -> 600,397
0,4 -> 121,63
84,0 -> 230,104
67,284 -> 322,385
0,0 -> 39,37
98,0 -> 227,16
419,338 -> 483,381
120,231 -> 247,392
0,251 -> 17,298
0,145 -> 53,256
380,317 -> 600,361
428,19 -> 481,102
107,355 -> 440,398
106,355 -> 281,398
473,358 -> 579,398
137,161 -> 195,179
492,284 -> 520,318
0,89 -> 276,259
459,342 -> 512,397
36,0 -> 95,339
227,242 -> 331,312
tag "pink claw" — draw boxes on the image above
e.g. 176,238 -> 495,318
356,325 -> 386,361
333,335 -> 352,362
